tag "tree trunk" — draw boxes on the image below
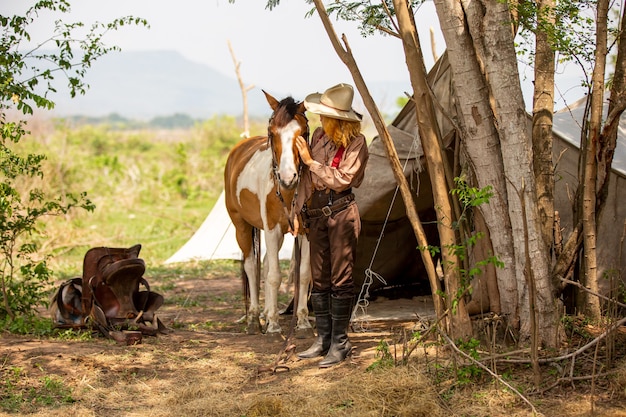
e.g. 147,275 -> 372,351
578,0 -> 609,320
433,0 -> 520,334
600,5 -> 626,218
228,41 -> 254,138
435,0 -> 560,346
393,0 -> 472,339
552,0 -> 626,310
468,0 -> 559,347
532,0 -> 556,252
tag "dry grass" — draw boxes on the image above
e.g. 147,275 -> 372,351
2,272 -> 626,417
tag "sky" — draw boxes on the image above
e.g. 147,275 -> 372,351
4,0 -> 587,112
4,1 -> 428,103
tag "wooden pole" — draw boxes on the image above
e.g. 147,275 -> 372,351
311,0 -> 444,319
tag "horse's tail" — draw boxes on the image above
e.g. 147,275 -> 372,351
241,227 -> 261,316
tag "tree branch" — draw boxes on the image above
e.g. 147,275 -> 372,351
439,330 -> 539,415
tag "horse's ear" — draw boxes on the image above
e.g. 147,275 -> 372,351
262,90 -> 280,111
297,100 -> 306,114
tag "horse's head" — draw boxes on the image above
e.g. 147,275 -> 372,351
263,90 -> 308,190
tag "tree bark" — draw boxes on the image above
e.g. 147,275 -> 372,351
467,0 -> 558,347
434,0 -> 560,346
433,0 -> 520,333
393,0 -> 472,339
551,0 -> 626,311
532,0 -> 556,252
578,0 -> 609,320
600,5 -> 626,217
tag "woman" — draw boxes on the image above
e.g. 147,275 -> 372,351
292,83 -> 369,367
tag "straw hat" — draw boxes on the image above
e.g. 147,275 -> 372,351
304,83 -> 362,122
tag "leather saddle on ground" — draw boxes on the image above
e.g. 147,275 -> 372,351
51,244 -> 169,343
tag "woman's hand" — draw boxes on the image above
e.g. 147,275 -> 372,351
289,214 -> 300,236
295,136 -> 313,166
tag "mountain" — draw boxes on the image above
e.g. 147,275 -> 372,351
47,50 -> 409,120
47,50 -> 267,119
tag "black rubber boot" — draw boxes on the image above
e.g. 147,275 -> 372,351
319,295 -> 353,368
297,292 -> 331,359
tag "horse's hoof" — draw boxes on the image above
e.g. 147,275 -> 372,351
295,327 -> 315,339
265,322 -> 282,335
247,320 -> 262,335
264,331 -> 284,342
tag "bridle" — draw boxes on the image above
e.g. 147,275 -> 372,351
267,109 -> 309,231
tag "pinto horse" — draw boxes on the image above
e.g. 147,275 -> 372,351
224,91 -> 312,336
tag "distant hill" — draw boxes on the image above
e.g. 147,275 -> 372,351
47,50 -> 261,119
46,50 -> 409,120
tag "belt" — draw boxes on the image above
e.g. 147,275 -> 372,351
305,193 -> 355,219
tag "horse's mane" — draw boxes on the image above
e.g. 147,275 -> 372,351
272,97 -> 301,128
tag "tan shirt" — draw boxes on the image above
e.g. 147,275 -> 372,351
295,127 -> 369,212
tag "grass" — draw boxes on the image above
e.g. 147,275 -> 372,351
1,367 -> 75,413
16,116 -> 264,278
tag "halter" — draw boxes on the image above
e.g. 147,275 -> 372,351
267,109 -> 309,230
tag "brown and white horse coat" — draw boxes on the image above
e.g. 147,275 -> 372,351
224,91 -> 312,335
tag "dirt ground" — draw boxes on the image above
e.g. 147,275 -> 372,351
1,271 -> 626,417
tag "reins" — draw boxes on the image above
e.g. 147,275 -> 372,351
257,234 -> 301,375
257,108 -> 309,375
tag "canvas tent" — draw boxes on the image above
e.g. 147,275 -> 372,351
351,58 -> 453,296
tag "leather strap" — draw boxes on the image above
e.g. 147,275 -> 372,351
331,146 -> 345,168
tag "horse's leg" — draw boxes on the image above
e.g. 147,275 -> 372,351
295,235 -> 314,337
263,226 -> 284,335
260,252 -> 270,322
235,224 -> 262,334
261,253 -> 269,288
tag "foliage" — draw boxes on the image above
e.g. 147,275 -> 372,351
450,176 -> 494,212
0,116 -> 95,323
266,0 -> 425,38
0,313 -> 55,336
51,328 -> 93,341
449,177 -> 502,310
561,314 -> 593,339
420,176 -> 502,313
515,0 -> 621,85
24,115 -> 251,278
0,0 -> 147,328
396,95 -> 410,110
1,1 -> 148,115
366,339 -> 395,371
455,338 -> 483,384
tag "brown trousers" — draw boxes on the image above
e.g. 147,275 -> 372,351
307,202 -> 360,297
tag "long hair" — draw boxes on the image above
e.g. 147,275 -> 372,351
321,116 -> 361,148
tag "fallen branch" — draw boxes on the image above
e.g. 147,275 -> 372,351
559,277 -> 626,309
537,369 -> 621,394
493,315 -> 626,365
439,330 -> 539,416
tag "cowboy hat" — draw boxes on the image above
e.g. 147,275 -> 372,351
304,83 -> 362,122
